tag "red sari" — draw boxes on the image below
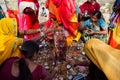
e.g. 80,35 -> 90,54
79,1 -> 100,16
57,0 -> 78,36
23,13 -> 39,39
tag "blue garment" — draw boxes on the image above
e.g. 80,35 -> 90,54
71,74 -> 86,80
82,18 -> 106,30
81,18 -> 107,43
76,3 -> 80,14
113,0 -> 120,8
0,6 -> 4,19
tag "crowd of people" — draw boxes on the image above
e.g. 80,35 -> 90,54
0,0 -> 120,80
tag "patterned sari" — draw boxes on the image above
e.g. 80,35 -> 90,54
0,18 -> 23,64
82,19 -> 107,43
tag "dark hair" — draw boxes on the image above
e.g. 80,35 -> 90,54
18,40 -> 39,80
92,11 -> 102,19
23,7 -> 38,24
42,7 -> 45,10
23,7 -> 35,15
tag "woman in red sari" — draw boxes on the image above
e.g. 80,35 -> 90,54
22,7 -> 40,39
79,0 -> 100,17
18,0 -> 39,15
18,0 -> 40,36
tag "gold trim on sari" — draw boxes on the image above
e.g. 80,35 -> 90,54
0,18 -> 23,64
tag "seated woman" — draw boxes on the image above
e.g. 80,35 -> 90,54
80,11 -> 108,43
18,0 -> 40,17
18,0 -> 39,37
0,40 -> 58,80
0,17 -> 47,65
84,38 -> 120,80
21,7 -> 40,39
79,0 -> 100,17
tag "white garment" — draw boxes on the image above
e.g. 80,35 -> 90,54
19,1 -> 37,14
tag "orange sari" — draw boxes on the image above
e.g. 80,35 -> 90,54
45,0 -> 80,46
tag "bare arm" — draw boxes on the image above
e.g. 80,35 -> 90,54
19,29 -> 44,42
74,60 -> 91,66
94,28 -> 108,35
67,58 -> 91,66
20,27 -> 54,43
25,28 -> 41,35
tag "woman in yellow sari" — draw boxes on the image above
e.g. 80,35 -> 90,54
84,38 -> 120,80
0,18 -> 43,65
0,18 -> 23,64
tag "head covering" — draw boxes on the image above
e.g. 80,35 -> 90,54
19,1 -> 37,14
0,18 -> 23,64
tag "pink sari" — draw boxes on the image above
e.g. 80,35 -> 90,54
18,0 -> 39,30
22,13 -> 39,39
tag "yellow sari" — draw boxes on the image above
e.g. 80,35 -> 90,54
84,38 -> 120,80
0,18 -> 23,64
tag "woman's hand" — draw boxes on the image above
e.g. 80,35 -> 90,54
42,27 -> 54,34
88,29 -> 94,34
